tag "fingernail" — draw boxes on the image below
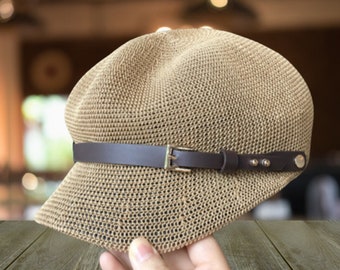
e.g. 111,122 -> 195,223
130,237 -> 156,263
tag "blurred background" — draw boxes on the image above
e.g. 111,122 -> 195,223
0,0 -> 339,220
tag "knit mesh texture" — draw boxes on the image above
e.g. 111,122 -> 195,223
35,28 -> 313,253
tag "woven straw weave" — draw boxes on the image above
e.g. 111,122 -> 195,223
35,29 -> 313,253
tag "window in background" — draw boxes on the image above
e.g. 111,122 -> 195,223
21,95 -> 72,219
22,95 -> 72,172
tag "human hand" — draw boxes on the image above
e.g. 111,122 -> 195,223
99,236 -> 230,270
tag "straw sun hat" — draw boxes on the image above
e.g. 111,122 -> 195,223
35,28 -> 313,253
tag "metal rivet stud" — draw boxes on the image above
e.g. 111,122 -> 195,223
294,154 -> 305,169
261,159 -> 271,167
249,159 -> 259,167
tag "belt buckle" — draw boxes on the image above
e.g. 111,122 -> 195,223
164,145 -> 193,172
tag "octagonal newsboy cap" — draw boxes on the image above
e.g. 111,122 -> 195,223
36,28 -> 313,253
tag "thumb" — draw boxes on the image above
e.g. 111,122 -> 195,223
128,237 -> 169,270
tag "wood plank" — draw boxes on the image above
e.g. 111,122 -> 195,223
214,221 -> 290,270
6,224 -> 103,270
257,220 -> 340,270
3,221 -> 339,269
306,220 -> 340,248
0,221 -> 47,269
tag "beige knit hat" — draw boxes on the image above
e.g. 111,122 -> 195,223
35,28 -> 313,253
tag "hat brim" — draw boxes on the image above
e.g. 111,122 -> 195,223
35,161 -> 298,253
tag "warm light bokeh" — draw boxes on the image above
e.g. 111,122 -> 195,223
209,0 -> 228,9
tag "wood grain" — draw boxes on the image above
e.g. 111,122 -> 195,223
0,221 -> 47,269
1,221 -> 340,269
214,221 -> 290,270
5,223 -> 103,270
257,220 -> 340,270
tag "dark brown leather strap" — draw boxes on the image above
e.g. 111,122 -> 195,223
73,142 -> 306,173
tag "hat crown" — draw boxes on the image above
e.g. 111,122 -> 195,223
37,29 -> 314,253
65,28 -> 313,156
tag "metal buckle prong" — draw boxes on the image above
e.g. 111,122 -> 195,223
164,145 -> 193,173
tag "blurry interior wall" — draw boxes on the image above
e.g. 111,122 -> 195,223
0,28 -> 24,219
0,28 -> 23,171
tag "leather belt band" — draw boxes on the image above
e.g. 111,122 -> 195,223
73,142 -> 306,173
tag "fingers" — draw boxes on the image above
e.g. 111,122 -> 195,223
128,237 -> 169,270
162,247 -> 194,270
108,251 -> 131,269
100,236 -> 230,270
100,251 -> 126,270
187,236 -> 231,270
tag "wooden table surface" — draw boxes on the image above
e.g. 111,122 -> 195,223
0,220 -> 339,269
